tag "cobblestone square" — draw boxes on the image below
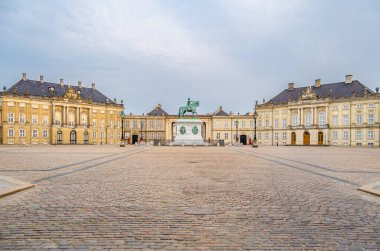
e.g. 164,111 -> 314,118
0,145 -> 379,250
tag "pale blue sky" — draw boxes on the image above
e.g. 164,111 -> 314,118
1,0 -> 380,114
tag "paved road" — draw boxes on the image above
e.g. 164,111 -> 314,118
0,145 -> 379,250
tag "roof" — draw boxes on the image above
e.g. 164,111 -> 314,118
213,106 -> 229,116
147,104 -> 168,116
268,80 -> 374,104
5,79 -> 115,104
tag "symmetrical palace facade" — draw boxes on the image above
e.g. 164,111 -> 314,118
0,74 -> 123,145
1,73 -> 379,146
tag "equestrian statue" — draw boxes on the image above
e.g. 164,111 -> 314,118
178,98 -> 199,118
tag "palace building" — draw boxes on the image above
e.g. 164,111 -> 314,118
0,73 -> 124,145
255,75 -> 380,146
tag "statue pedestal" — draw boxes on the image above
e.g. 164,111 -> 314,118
173,119 -> 204,145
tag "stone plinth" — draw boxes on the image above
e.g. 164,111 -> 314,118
173,119 -> 204,145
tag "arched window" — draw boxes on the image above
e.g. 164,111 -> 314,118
57,131 -> 62,144
70,130 -> 76,144
292,113 -> 298,127
319,112 -> 326,126
305,112 -> 311,127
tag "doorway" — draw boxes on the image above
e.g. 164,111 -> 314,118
70,130 -> 76,144
240,135 -> 247,145
318,132 -> 323,145
132,134 -> 139,144
303,131 -> 310,145
291,132 -> 296,145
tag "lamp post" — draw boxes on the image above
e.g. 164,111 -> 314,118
235,120 -> 239,144
120,111 -> 125,147
252,111 -> 258,148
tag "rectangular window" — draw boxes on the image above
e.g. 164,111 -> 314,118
241,121 -> 245,128
19,113 -> 26,124
32,115 -> 38,124
133,120 -> 137,129
282,132 -> 287,140
258,133 -> 262,140
368,114 -> 374,125
149,132 -> 154,139
368,130 -> 374,140
69,114 -> 75,126
117,120 -> 121,128
343,105 -> 349,110
43,130 -> 48,138
265,132 -> 269,140
55,113 -> 61,125
157,120 -> 161,129
274,132 -> 278,140
250,121 -> 254,128
292,115 -> 298,127
343,115 -> 349,125
92,119 -> 97,127
258,120 -> 262,128
31,103 -> 38,109
42,115 -> 48,125
356,104 -> 363,109
343,131 -> 349,140
82,115 -> 88,126
265,120 -> 269,127
356,131 -> 362,140
356,114 -> 362,125
142,132 -> 146,139
333,131 -> 338,140
216,133 -> 220,139
7,113 -> 14,123
150,120 -> 154,129
157,132 -> 161,139
32,129 -> 38,138
101,119 -> 105,128
224,120 -> 229,129
224,133 -> 229,139
117,131 -> 121,139
110,120 -> 114,127
282,119 -> 287,127
368,103 -> 375,108
42,104 -> 49,110
125,120 -> 130,128
101,131 -> 105,139
274,119 -> 278,128
274,110 -> 278,115
19,129 -> 25,138
110,132 -> 114,140
332,105 -> 339,110
93,131 -> 97,139
332,116 -> 338,126
8,128 -> 14,137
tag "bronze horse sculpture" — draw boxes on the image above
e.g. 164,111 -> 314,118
178,99 -> 199,118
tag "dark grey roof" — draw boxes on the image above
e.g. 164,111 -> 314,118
147,105 -> 168,116
213,106 -> 229,116
268,80 -> 374,104
6,79 -> 115,104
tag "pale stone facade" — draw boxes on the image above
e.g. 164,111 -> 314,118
255,75 -> 380,146
0,74 -> 124,145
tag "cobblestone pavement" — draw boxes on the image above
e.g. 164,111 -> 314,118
0,145 -> 379,250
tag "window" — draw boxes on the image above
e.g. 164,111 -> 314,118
224,120 -> 229,129
7,113 -> 14,123
265,132 -> 269,140
101,119 -> 105,128
133,120 -> 137,129
141,121 -> 145,129
343,115 -> 349,125
42,104 -> 49,110
110,119 -> 114,127
224,133 -> 229,139
101,131 -> 105,139
368,114 -> 374,125
157,120 -> 161,129
258,120 -> 262,128
8,128 -> 14,137
332,116 -> 338,126
292,114 -> 298,127
19,129 -> 25,138
274,119 -> 278,128
333,131 -> 338,140
241,121 -> 245,128
356,104 -> 363,109
110,110 -> 114,115
117,131 -> 121,139
332,105 -> 339,110
93,131 -> 97,139
282,132 -> 287,140
110,132 -> 114,140
69,114 -> 75,126
125,120 -> 130,128
42,115 -> 48,125
343,105 -> 349,110
150,120 -> 154,129
356,131 -> 362,140
92,119 -> 97,127
55,113 -> 61,125
282,119 -> 287,127
216,133 -> 220,139
250,121 -> 254,128
274,132 -> 278,140
117,120 -> 121,128
368,103 -> 375,108
319,112 -> 326,126
32,129 -> 38,138
368,130 -> 374,140
343,131 -> 349,140
19,103 -> 25,108
82,115 -> 87,126
43,130 -> 48,138
258,133 -> 262,140
265,120 -> 269,127
356,114 -> 362,125
19,113 -> 25,124
32,115 -> 38,124
149,132 -> 154,139
142,132 -> 146,139
282,110 -> 287,114
32,103 -> 38,109
274,110 -> 278,115
157,132 -> 161,139
305,112 -> 311,127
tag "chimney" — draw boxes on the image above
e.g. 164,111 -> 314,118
78,81 -> 82,89
22,73 -> 26,81
345,74 -> 353,84
92,83 -> 96,90
315,79 -> 321,88
288,82 -> 295,90
60,79 -> 64,87
40,75 -> 44,83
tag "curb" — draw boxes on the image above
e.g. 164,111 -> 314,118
0,175 -> 35,198
358,181 -> 380,196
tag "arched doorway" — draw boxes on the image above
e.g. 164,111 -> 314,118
57,131 -> 62,144
318,132 -> 323,145
303,131 -> 310,145
291,132 -> 296,145
70,130 -> 76,144
84,131 -> 89,144
132,134 -> 139,144
240,135 -> 247,145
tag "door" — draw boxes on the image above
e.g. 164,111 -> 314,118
57,131 -> 63,144
132,134 -> 139,144
70,130 -> 76,144
291,132 -> 296,145
84,131 -> 89,144
240,135 -> 247,145
303,131 -> 310,145
318,132 -> 323,145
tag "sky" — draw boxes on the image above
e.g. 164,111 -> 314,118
1,0 -> 380,115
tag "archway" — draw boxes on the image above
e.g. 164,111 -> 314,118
132,134 -> 139,144
70,130 -> 76,144
240,135 -> 247,145
303,131 -> 310,145
318,132 -> 324,145
291,132 -> 296,145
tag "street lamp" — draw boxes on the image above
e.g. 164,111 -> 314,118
252,111 -> 258,148
235,120 -> 239,143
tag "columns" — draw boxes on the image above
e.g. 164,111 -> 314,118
300,108 -> 304,126
52,105 -> 55,125
88,108 -> 91,128
76,107 -> 80,126
297,109 -> 300,126
325,106 -> 329,125
314,107 -> 317,126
